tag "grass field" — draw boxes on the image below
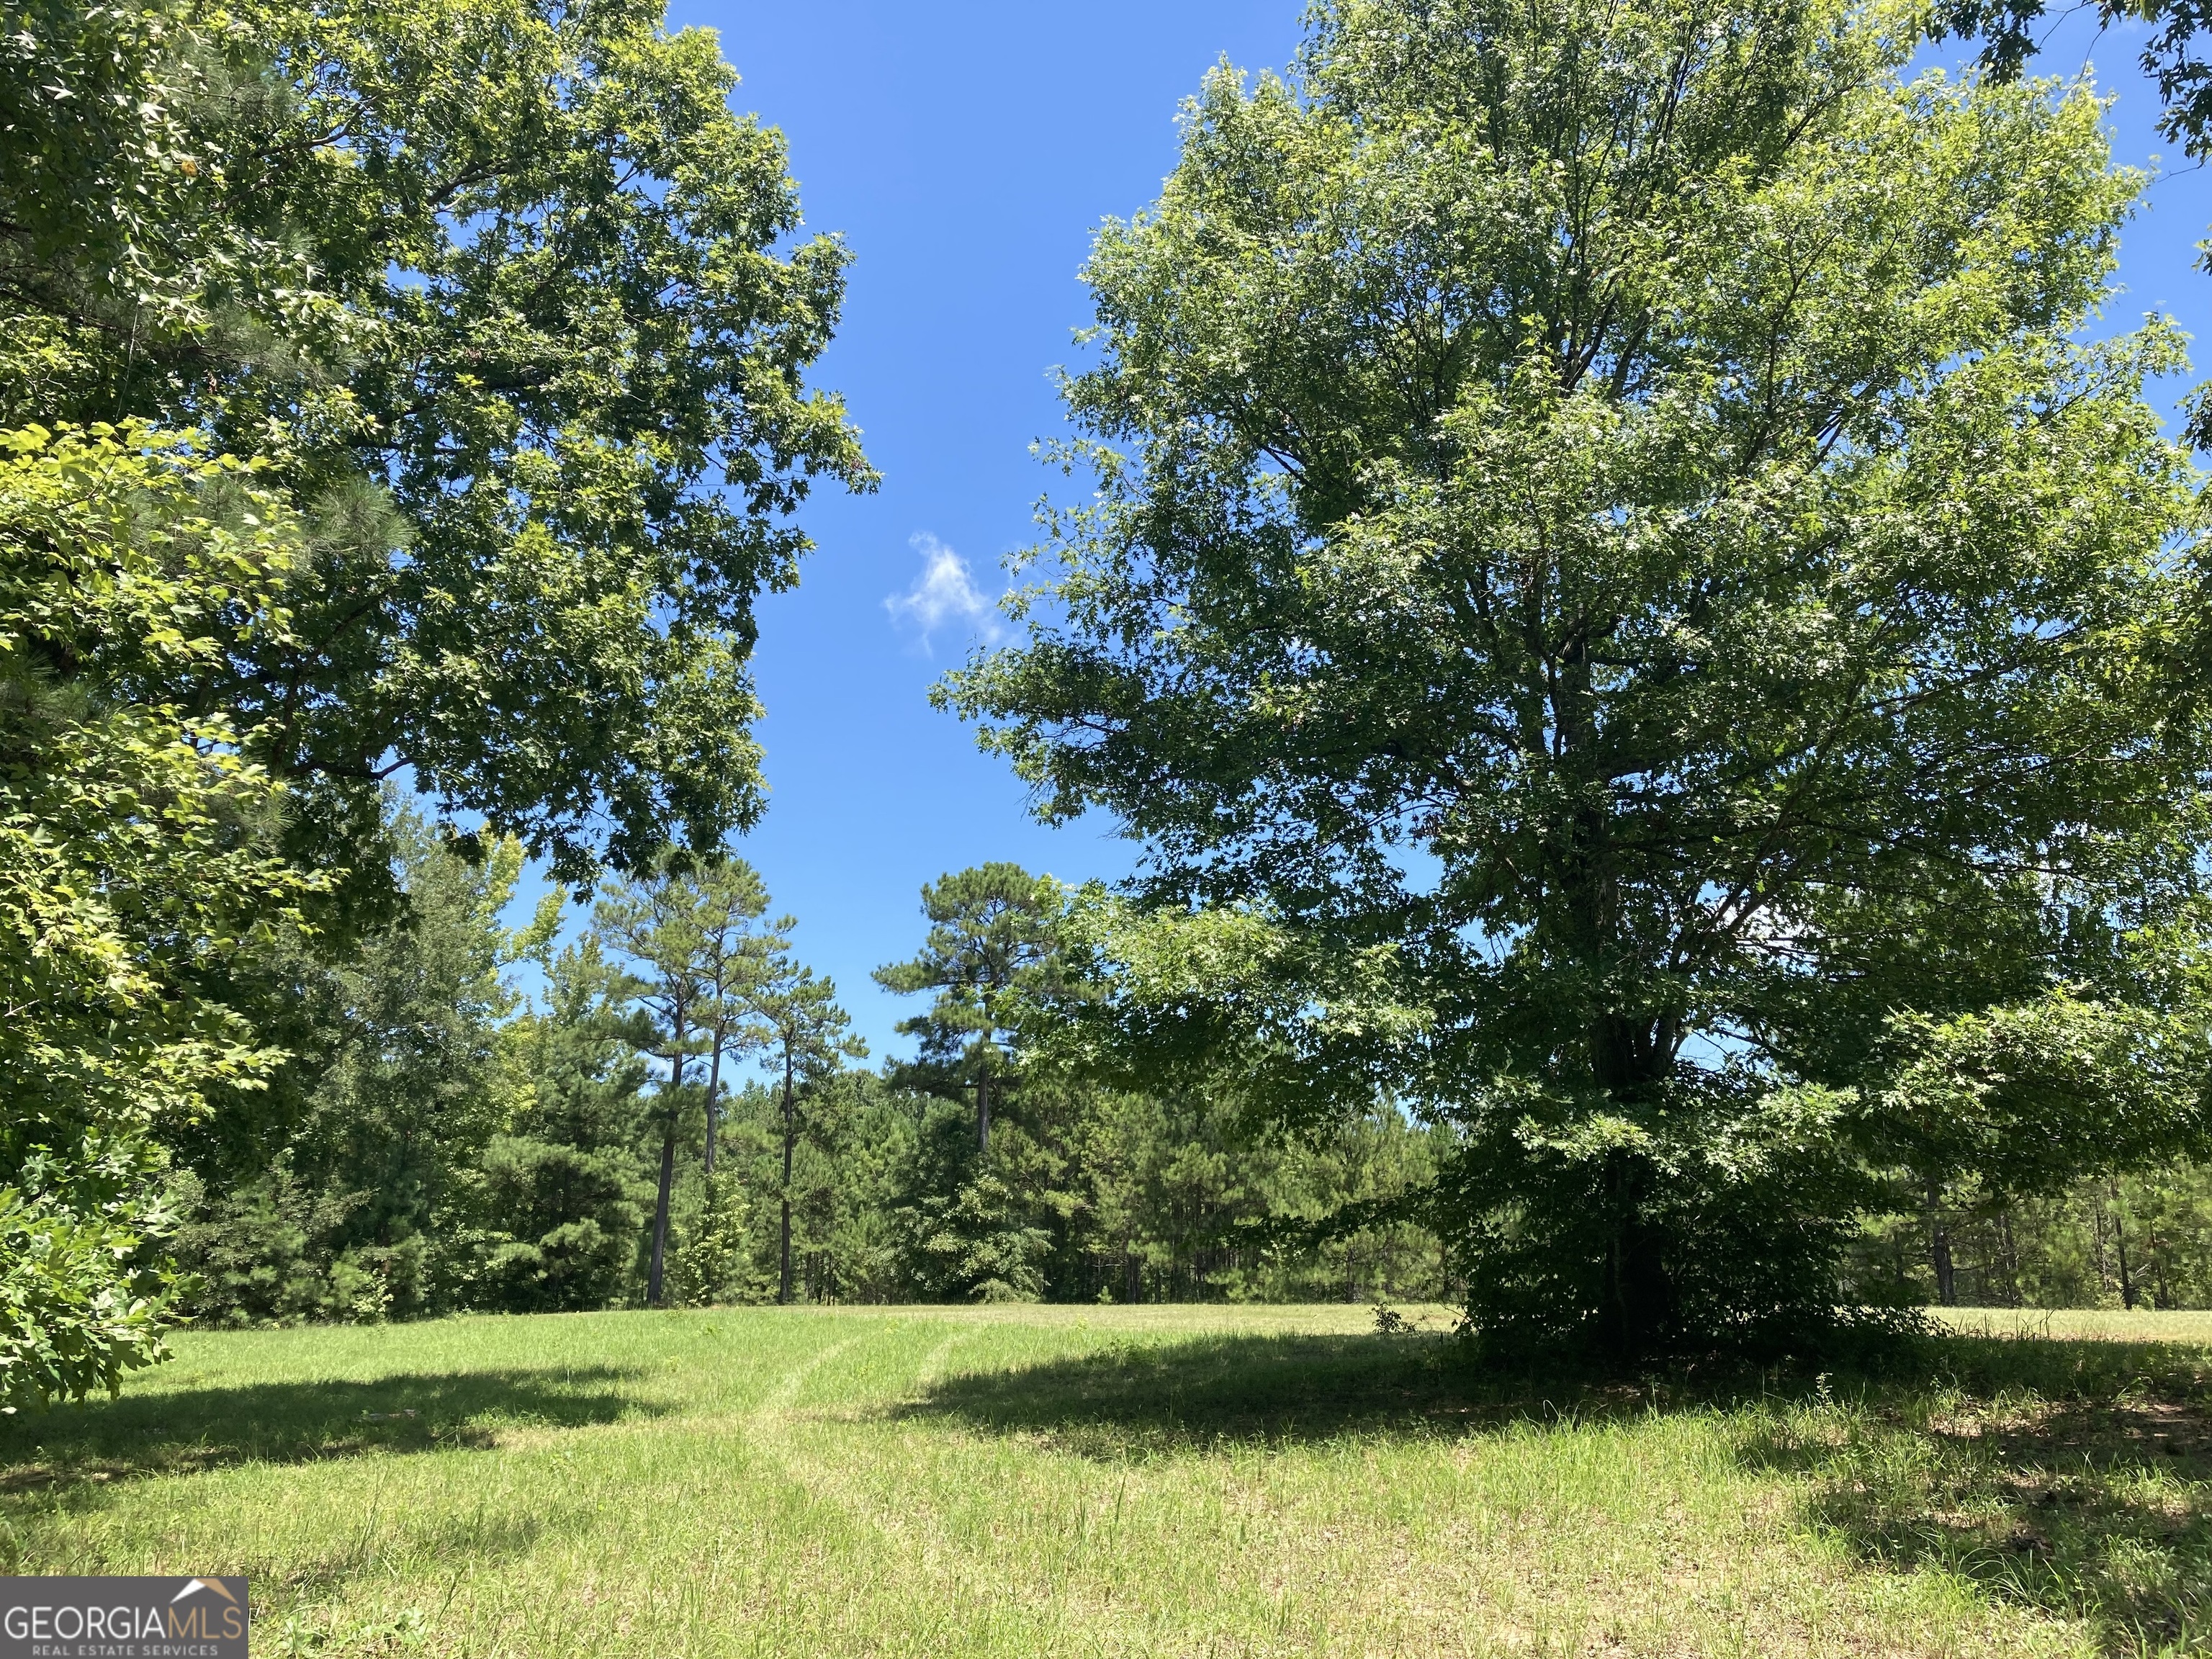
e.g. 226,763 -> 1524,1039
2,1304 -> 2209,1658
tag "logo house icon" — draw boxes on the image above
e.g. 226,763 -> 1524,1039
172,1581 -> 240,1607
162,1578 -> 246,1642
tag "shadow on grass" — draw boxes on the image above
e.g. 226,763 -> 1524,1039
909,1323 -> 2212,1650
898,1323 -> 1972,1455
0,1367 -> 657,1498
898,1328 -> 1627,1455
1740,1331 -> 2212,1655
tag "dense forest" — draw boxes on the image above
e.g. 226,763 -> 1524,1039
161,806 -> 1447,1322
15,0 -> 2212,1407
159,802 -> 2212,1327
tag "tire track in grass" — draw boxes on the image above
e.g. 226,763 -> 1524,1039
620,1325 -> 938,1659
747,1331 -> 865,1423
742,1323 -> 2080,1659
745,1320 -> 1307,1658
736,1318 -> 1072,1655
739,1317 -> 978,1539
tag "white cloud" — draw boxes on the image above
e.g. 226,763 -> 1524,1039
884,532 -> 1002,652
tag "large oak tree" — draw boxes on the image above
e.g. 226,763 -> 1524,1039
947,0 -> 2212,1359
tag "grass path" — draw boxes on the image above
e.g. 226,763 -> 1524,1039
1,1306 -> 2207,1656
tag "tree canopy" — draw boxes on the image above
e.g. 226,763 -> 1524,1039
0,425 -> 313,1403
6,0 -> 873,891
874,863 -> 1066,1154
945,0 -> 2212,1359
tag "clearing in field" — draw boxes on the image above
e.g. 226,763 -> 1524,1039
2,1305 -> 2208,1658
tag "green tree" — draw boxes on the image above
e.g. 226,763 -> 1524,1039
1,0 -> 866,1370
873,865 -> 1064,1155
479,935 -> 653,1312
750,959 -> 865,1303
692,873 -> 780,1178
664,1169 -> 757,1307
178,799 -> 558,1318
168,1154 -> 391,1326
945,0 -> 2210,1360
1856,989 -> 2211,1304
595,854 -> 778,1305
0,0 -> 274,430
1,423 -> 314,1401
1064,1088 -> 1445,1304
887,1100 -> 1057,1303
791,1071 -> 918,1303
6,0 -> 874,895
1936,0 -> 2212,289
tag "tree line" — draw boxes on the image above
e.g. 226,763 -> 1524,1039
165,807 -> 1444,1323
16,0 -> 2212,1403
137,799 -> 2212,1331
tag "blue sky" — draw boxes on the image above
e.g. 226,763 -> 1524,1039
511,1 -> 2207,1066
594,0 -> 1305,1059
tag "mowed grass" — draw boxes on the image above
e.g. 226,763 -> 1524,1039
2,1305 -> 2210,1657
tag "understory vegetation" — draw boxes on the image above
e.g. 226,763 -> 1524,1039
156,801 -> 2212,1328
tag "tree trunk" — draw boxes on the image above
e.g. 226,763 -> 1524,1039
2110,1175 -> 2136,1310
1593,1138 -> 1673,1362
646,1032 -> 686,1308
1598,1215 -> 1673,1359
1924,1179 -> 1955,1306
778,1052 -> 796,1305
1581,997 -> 1678,1364
647,1125 -> 676,1307
703,1028 -> 724,1177
976,1063 -> 990,1156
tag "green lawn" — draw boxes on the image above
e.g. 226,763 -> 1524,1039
2,1305 -> 2208,1658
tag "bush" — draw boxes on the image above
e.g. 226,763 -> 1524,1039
170,1161 -> 391,1327
1439,1082 -> 1878,1364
